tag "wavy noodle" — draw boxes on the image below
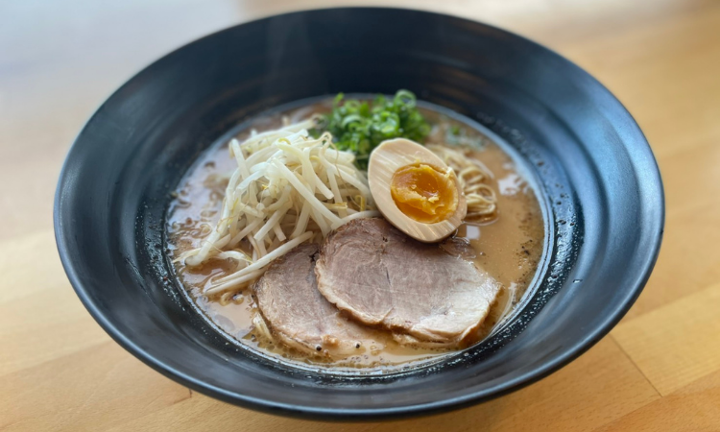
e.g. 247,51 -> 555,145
427,144 -> 498,220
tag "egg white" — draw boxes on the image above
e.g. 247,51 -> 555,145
368,138 -> 467,242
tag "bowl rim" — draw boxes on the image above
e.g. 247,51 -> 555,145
54,6 -> 665,420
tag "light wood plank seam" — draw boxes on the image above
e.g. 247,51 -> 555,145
607,334 -> 662,397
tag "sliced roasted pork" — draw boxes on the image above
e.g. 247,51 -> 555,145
253,243 -> 373,358
315,218 -> 501,347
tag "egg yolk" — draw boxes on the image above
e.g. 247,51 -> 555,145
390,163 -> 459,223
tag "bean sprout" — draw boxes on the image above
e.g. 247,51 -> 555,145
179,120 -> 378,295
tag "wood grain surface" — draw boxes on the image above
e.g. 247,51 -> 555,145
2,0 -> 719,430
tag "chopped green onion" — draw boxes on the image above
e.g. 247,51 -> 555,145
311,90 -> 431,169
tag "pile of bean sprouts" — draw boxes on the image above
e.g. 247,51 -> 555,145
179,118 -> 378,295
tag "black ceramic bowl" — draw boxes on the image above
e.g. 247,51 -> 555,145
55,7 -> 664,420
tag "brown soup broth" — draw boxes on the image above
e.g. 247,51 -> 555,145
167,99 -> 546,373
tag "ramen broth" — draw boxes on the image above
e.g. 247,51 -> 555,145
167,101 -> 545,372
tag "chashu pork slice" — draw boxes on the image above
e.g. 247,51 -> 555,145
253,243 -> 374,358
315,218 -> 501,347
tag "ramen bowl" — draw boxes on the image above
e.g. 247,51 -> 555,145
54,7 -> 664,420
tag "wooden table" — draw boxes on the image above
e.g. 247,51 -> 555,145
2,0 -> 719,430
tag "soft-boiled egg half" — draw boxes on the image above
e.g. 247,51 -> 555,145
368,138 -> 466,242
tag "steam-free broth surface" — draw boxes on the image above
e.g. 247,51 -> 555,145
167,100 -> 545,372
